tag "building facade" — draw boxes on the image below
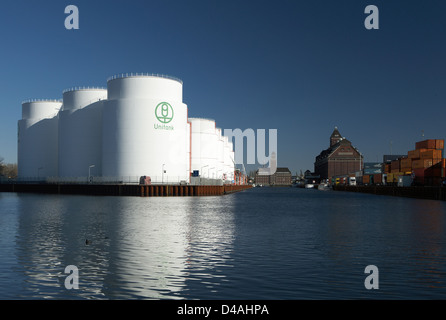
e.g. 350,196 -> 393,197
255,167 -> 292,186
314,127 -> 363,179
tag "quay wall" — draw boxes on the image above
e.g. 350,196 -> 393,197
0,183 -> 252,197
333,185 -> 446,201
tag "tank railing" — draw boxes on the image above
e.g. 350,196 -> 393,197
44,176 -> 192,185
21,98 -> 62,104
107,73 -> 183,84
62,86 -> 106,93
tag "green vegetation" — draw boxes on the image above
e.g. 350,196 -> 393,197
0,157 -> 17,179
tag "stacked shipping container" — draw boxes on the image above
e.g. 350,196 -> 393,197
382,139 -> 445,186
361,163 -> 383,185
408,139 -> 444,186
424,159 -> 446,186
416,139 -> 444,150
400,158 -> 412,172
384,157 -> 409,185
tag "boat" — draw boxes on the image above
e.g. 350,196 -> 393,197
305,183 -> 314,189
317,183 -> 331,191
293,181 -> 305,188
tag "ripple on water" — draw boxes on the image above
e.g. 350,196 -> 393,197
1,190 -> 446,299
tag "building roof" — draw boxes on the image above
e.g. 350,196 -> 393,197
316,139 -> 345,160
316,136 -> 362,163
330,126 -> 342,139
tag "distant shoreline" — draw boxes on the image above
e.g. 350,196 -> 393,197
333,185 -> 446,201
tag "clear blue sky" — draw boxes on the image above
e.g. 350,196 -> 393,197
1,0 -> 445,175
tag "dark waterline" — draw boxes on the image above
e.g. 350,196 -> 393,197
1,187 -> 446,299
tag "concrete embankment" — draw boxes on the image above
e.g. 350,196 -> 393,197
333,185 -> 446,201
0,183 -> 252,197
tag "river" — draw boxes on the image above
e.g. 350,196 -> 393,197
1,187 -> 445,299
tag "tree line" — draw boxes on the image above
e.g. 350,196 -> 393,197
0,157 -> 17,179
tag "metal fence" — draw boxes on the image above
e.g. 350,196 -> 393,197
3,175 -> 227,186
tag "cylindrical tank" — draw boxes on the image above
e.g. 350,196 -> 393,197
190,118 -> 217,178
215,127 -> 225,180
18,100 -> 62,179
61,87 -> 107,111
223,136 -> 229,180
223,136 -> 235,183
186,121 -> 191,181
58,88 -> 107,178
102,74 -> 189,183
229,142 -> 235,180
21,99 -> 60,120
228,140 -> 235,182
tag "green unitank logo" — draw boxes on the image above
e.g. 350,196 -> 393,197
155,102 -> 174,124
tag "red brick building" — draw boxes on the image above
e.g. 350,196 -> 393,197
314,127 -> 363,179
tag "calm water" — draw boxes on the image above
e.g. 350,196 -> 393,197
1,187 -> 446,300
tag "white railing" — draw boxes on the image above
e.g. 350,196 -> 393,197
107,73 -> 183,84
21,98 -> 62,104
46,176 -> 191,185
62,86 -> 106,93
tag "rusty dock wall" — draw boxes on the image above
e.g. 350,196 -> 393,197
0,183 -> 252,197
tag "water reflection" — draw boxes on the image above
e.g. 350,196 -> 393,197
10,193 -> 236,299
15,195 -> 66,298
408,200 -> 446,291
14,194 -> 113,299
180,196 -> 236,298
105,196 -> 191,299
2,188 -> 446,299
102,195 -> 236,299
0,194 -> 22,299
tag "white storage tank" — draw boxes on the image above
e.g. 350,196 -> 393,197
186,121 -> 191,180
222,135 -> 228,180
18,100 -> 62,179
190,118 -> 218,178
229,142 -> 235,180
215,127 -> 225,180
102,74 -> 189,183
228,140 -> 235,182
223,136 -> 235,182
58,88 -> 107,178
